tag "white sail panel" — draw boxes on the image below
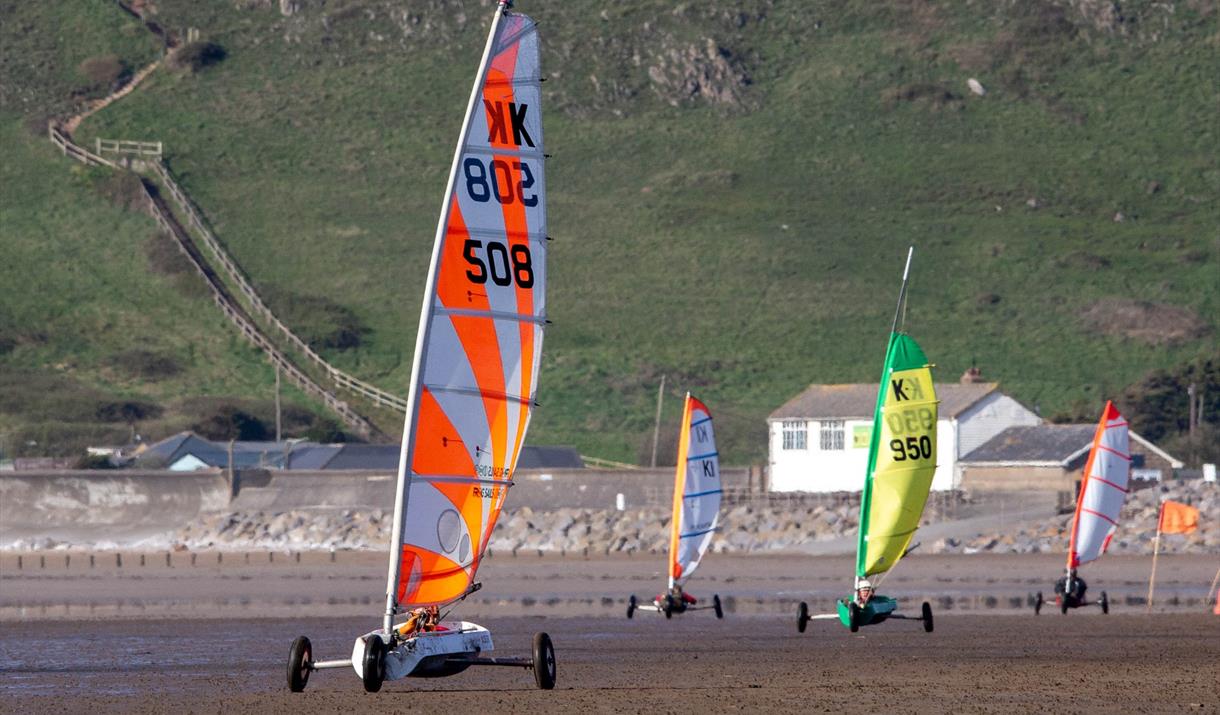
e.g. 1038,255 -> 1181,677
1068,402 -> 1130,568
669,396 -> 721,587
393,8 -> 546,609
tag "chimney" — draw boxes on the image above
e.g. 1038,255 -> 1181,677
961,366 -> 984,384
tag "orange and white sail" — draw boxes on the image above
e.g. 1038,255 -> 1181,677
384,4 -> 546,624
1067,401 -> 1130,569
668,395 -> 721,588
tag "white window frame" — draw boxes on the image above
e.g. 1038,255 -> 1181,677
819,420 -> 845,451
781,420 -> 807,450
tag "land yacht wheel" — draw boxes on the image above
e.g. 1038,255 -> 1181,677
713,594 -> 724,620
797,602 -> 809,633
362,635 -> 386,693
663,595 -> 674,619
921,602 -> 934,633
848,602 -> 860,633
1100,591 -> 1109,615
287,636 -> 311,692
627,595 -> 637,619
532,632 -> 557,690
1034,591 -> 1043,615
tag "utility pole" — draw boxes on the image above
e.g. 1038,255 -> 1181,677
275,364 -> 283,442
650,375 -> 666,468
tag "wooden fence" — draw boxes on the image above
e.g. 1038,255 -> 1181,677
149,161 -> 409,414
46,124 -> 378,438
96,138 -> 163,157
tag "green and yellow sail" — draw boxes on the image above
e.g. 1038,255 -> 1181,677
855,299 -> 938,580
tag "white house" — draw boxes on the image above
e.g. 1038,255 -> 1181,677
767,380 -> 1041,492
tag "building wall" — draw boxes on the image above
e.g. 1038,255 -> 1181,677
956,393 -> 1042,458
769,417 -> 957,492
959,465 -> 1070,492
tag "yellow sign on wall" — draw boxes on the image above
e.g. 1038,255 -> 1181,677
852,425 -> 872,449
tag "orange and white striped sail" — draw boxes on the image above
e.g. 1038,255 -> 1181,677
388,4 -> 546,613
668,395 -> 721,588
1067,402 -> 1130,569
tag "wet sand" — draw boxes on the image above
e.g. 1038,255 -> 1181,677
1,553 -> 1217,712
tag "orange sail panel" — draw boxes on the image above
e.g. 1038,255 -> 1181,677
668,395 -> 721,588
1067,401 -> 1130,569
393,9 -> 546,609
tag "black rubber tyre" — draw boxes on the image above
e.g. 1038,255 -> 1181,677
848,602 -> 860,633
626,595 -> 637,619
1100,591 -> 1109,615
1060,596 -> 1069,615
713,594 -> 724,620
663,595 -> 674,619
532,632 -> 557,690
1034,591 -> 1043,616
922,601 -> 934,633
797,601 -> 809,634
287,636 -> 312,692
362,635 -> 386,693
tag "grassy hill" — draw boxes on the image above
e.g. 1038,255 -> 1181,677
2,0 -> 1217,464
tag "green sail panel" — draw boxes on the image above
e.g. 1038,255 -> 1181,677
855,333 -> 938,578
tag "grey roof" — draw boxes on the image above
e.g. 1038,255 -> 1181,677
769,382 -> 999,420
517,446 -> 584,469
286,445 -> 343,470
961,425 -> 1097,464
323,444 -> 401,470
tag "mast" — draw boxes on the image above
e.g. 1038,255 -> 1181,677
856,247 -> 914,583
382,1 -> 512,634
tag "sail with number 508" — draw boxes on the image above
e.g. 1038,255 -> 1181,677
385,8 -> 546,615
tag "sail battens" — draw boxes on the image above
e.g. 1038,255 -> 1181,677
1096,444 -> 1131,461
435,306 -> 548,325
410,474 -> 516,488
452,226 -> 549,243
463,144 -> 546,160
1079,507 -> 1119,527
1087,475 -> 1129,493
679,526 -> 717,539
424,384 -> 535,406
684,488 -> 723,500
687,450 -> 718,461
690,416 -> 713,427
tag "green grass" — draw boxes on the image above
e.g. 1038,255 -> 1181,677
3,0 -> 1218,462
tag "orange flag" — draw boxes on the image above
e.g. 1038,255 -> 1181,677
1158,501 -> 1200,534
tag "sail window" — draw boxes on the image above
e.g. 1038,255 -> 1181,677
819,420 -> 845,451
781,420 -> 807,450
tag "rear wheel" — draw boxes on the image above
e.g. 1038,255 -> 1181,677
626,595 -> 637,619
1034,591 -> 1043,616
1100,591 -> 1109,615
362,635 -> 386,693
797,601 -> 809,633
287,636 -> 311,692
532,632 -> 556,690
1060,596 -> 1069,615
713,594 -> 724,620
921,601 -> 934,633
848,602 -> 860,633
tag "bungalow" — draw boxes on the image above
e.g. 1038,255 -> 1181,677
959,423 -> 1183,492
767,375 -> 1041,492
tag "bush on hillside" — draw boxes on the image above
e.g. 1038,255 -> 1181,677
108,349 -> 183,381
193,404 -> 270,441
77,54 -> 130,93
169,41 -> 226,73
95,400 -> 163,423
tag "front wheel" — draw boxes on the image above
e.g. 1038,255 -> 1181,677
1100,591 -> 1109,615
797,602 -> 809,634
362,635 -> 386,693
287,635 -> 311,692
1034,591 -> 1043,616
848,602 -> 860,633
532,632 -> 557,690
921,601 -> 934,633
713,594 -> 724,620
1060,596 -> 1069,615
626,595 -> 637,619
663,595 -> 674,619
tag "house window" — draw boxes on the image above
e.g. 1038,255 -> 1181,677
819,420 -> 845,451
781,420 -> 807,450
